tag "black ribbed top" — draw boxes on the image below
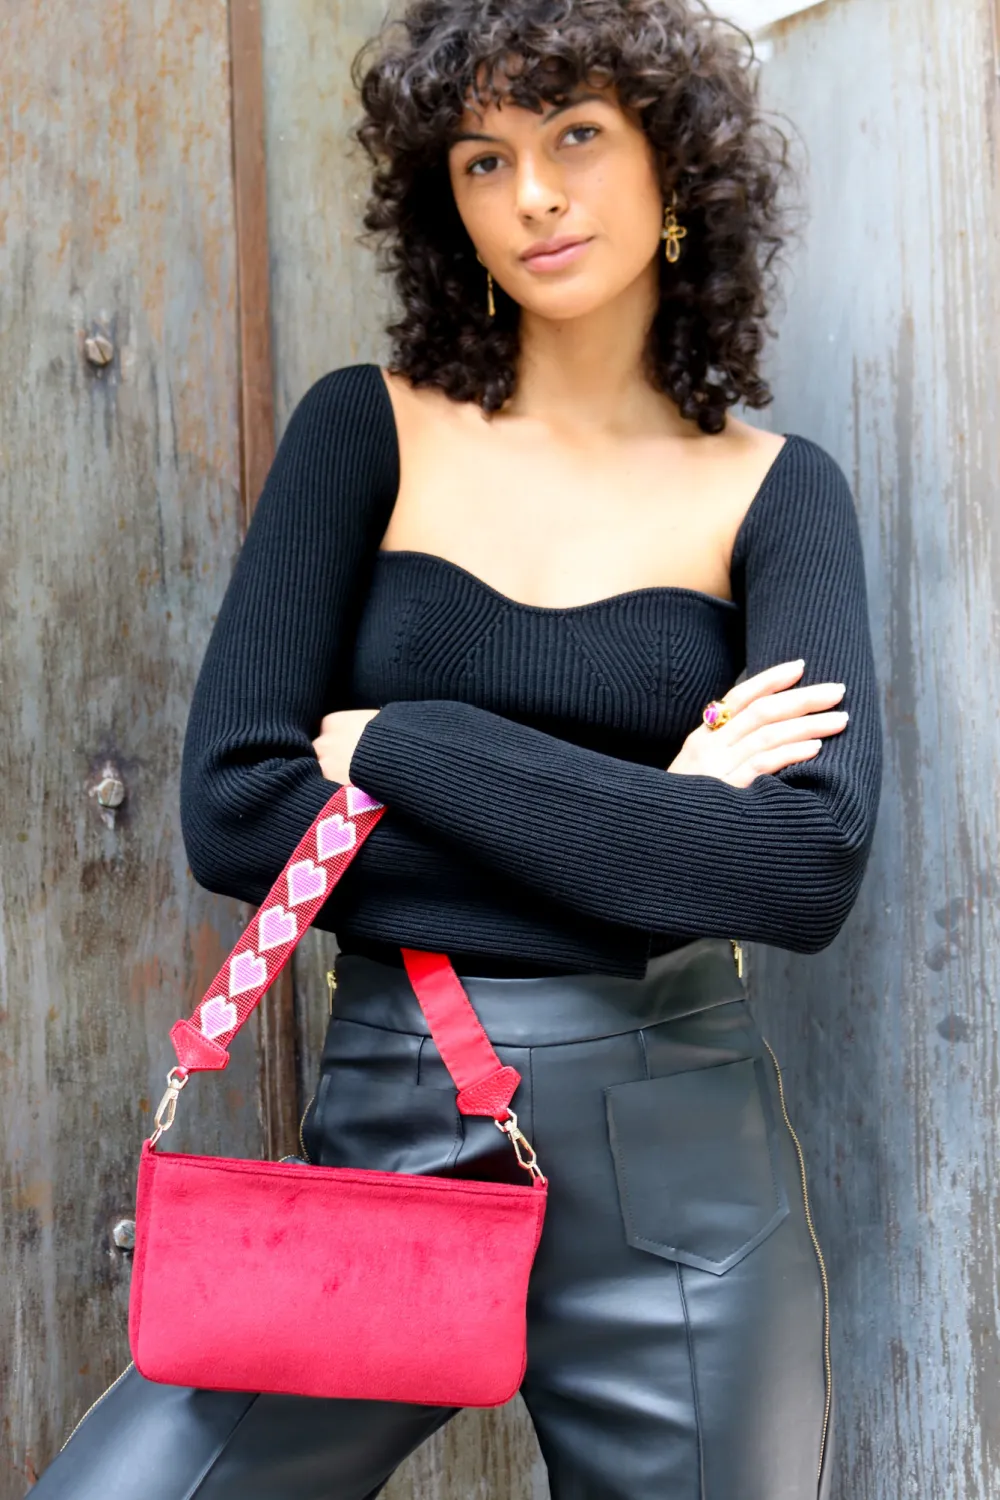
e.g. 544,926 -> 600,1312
180,362 -> 882,978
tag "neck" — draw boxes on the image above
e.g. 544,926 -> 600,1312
503,260 -> 687,441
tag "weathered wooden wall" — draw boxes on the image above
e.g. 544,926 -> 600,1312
0,3 -> 263,1491
749,1 -> 1000,1496
6,0 -> 998,1495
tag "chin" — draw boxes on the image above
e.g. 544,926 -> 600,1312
520,285 -> 615,322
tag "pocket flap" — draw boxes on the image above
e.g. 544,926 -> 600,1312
605,1056 -> 789,1276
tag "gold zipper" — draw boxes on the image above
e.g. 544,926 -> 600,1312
298,1089 -> 316,1162
762,1034 -> 832,1490
298,968 -> 338,1163
731,940 -> 830,1490
59,1361 -> 134,1451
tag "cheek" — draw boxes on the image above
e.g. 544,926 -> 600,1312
580,159 -> 663,263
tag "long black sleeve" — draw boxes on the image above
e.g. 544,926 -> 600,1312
348,437 -> 882,953
180,365 -> 397,927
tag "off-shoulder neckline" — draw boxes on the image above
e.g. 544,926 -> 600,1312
362,362 -> 801,617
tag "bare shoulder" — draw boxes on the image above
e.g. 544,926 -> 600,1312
378,365 -> 480,442
720,413 -> 788,469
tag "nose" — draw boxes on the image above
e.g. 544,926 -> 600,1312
514,152 -> 567,222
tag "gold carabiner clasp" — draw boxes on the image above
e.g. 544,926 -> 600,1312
495,1109 -> 546,1184
148,1066 -> 189,1148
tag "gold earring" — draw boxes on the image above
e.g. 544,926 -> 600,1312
661,191 -> 687,264
475,251 -> 496,318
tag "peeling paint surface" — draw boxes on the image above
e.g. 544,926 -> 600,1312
0,3 -> 261,1490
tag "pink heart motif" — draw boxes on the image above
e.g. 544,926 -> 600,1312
287,858 -> 327,907
229,950 -> 268,997
258,903 -> 298,952
201,994 -> 238,1040
317,813 -> 356,861
346,785 -> 383,817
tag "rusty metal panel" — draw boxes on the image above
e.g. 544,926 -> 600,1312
0,2 -> 260,1490
748,1 -> 1000,1495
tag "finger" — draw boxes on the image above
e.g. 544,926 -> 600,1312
720,660 -> 805,716
724,673 -> 846,722
732,709 -> 849,756
718,685 -> 847,745
728,739 -> 824,788
722,702 -> 851,750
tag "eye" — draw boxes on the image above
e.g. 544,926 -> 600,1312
563,123 -> 600,146
466,153 -> 503,177
463,123 -> 601,176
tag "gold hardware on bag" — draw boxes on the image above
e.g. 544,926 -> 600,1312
496,1110 -> 545,1183
148,1066 -> 189,1148
327,967 -> 337,1010
730,939 -> 744,979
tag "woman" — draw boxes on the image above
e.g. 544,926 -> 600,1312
36,1 -> 881,1496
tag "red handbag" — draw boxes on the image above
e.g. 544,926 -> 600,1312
128,784 -> 548,1407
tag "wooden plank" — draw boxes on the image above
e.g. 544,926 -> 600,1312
229,0 -> 277,519
748,1 -> 1000,1494
228,0 -> 298,1162
0,2 -> 255,1490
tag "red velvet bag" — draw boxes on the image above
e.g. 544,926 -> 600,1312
128,785 -> 548,1407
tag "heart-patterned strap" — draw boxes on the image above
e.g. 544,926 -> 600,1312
171,783 -> 387,1072
169,784 -> 521,1124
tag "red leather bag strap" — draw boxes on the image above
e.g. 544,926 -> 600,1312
170,783 -> 519,1121
400,950 -> 521,1119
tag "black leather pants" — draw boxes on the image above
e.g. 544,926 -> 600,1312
32,938 -> 834,1499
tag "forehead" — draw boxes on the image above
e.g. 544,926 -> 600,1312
453,75 -> 619,133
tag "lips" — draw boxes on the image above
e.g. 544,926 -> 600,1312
520,235 -> 590,262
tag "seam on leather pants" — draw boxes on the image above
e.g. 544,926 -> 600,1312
527,1043 -> 536,1151
676,1263 -> 706,1500
181,1394 -> 260,1500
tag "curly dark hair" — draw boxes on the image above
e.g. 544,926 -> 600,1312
351,0 -> 794,434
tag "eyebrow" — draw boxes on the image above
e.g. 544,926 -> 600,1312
449,91 -> 608,146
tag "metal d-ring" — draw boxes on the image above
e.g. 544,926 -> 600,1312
495,1109 -> 546,1183
148,1066 -> 189,1148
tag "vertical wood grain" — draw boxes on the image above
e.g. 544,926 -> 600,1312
748,1 -> 1000,1494
228,0 -> 298,1162
0,2 -> 255,1490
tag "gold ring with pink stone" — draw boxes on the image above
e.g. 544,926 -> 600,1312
702,699 -> 732,731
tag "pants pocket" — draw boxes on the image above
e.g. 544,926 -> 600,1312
604,1055 -> 790,1276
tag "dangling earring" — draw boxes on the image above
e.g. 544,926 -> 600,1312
475,251 -> 496,318
661,191 -> 687,264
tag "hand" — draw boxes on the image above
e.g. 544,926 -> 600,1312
312,708 -> 380,785
667,660 -> 849,789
